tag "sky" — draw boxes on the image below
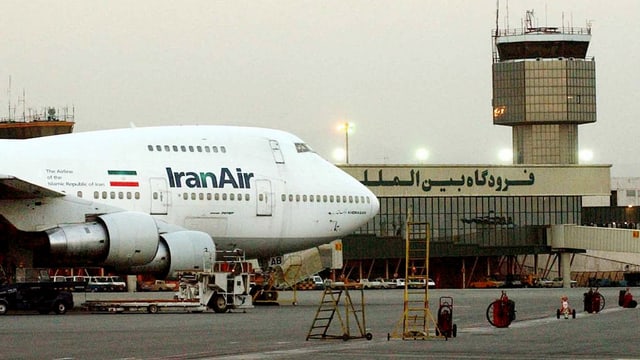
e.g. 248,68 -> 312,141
1,1 -> 639,176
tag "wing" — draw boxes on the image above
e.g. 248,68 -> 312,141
0,174 -> 65,199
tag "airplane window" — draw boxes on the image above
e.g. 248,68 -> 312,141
164,145 -> 170,152
102,191 -> 107,199
191,193 -> 196,200
215,193 -> 220,201
316,195 -> 321,202
303,195 -> 307,202
77,191 -> 82,198
173,145 -> 178,152
183,193 -> 188,200
342,196 -> 347,203
329,195 -> 334,203
110,192 -> 116,199
222,193 -> 227,201
199,193 -> 204,200
230,193 -> 235,201
181,145 -> 186,152
281,194 -> 286,201
349,196 -> 353,203
135,192 -> 140,199
118,192 -> 124,199
296,195 -> 300,202
188,146 -> 194,152
94,191 -> 99,199
221,146 -> 226,153
197,145 -> 202,152
205,146 -> 210,153
127,192 -> 132,200
207,193 -> 212,200
361,196 -> 365,203
336,196 -> 340,203
213,146 -> 218,153
237,193 -> 242,201
323,195 -> 328,202
309,195 -> 314,202
355,196 -> 359,204
366,197 -> 370,204
245,194 -> 250,201
260,194 -> 265,202
156,145 -> 162,151
294,143 -> 314,153
147,145 -> 153,151
153,193 -> 158,200
288,194 -> 293,202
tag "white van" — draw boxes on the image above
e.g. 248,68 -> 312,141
311,275 -> 324,289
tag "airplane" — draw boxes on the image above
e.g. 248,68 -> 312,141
0,125 -> 379,278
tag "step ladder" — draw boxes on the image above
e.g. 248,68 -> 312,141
388,215 -> 443,340
306,284 -> 372,341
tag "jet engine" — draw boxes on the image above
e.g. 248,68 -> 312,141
45,211 -> 215,278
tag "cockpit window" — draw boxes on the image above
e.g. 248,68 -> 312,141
295,143 -> 314,153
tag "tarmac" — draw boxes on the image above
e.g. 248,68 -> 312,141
0,286 -> 639,359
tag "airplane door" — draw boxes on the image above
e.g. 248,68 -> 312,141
269,140 -> 285,164
256,179 -> 272,216
150,177 -> 169,215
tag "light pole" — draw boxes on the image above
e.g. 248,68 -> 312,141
337,122 -> 353,164
344,122 -> 350,164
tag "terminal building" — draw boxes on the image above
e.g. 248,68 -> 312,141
336,12 -> 638,289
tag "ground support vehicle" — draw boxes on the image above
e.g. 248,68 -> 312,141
83,254 -> 253,314
435,296 -> 457,339
377,278 -> 397,289
139,280 -> 178,292
359,278 -> 383,289
469,277 -> 504,288
0,281 -> 85,315
486,291 -> 516,328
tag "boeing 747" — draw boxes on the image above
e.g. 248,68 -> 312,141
0,125 -> 379,278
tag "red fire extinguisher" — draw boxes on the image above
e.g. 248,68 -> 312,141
486,291 -> 516,328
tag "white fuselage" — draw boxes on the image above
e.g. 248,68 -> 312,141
0,125 -> 379,258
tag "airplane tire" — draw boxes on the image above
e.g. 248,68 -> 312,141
0,300 -> 8,315
148,304 -> 159,314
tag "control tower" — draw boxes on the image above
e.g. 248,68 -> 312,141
492,10 -> 595,164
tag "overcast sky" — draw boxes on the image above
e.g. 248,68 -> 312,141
1,1 -> 639,176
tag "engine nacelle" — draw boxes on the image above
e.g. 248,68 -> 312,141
129,230 -> 216,279
47,211 -> 160,269
45,211 -> 215,278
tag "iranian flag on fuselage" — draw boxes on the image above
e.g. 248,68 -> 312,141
108,170 -> 139,187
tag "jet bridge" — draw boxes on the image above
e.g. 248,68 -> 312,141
548,225 -> 640,287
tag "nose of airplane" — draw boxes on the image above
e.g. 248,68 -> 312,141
370,193 -> 380,217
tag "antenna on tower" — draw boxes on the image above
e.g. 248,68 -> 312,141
495,0 -> 499,35
525,9 -> 535,31
7,76 -> 11,120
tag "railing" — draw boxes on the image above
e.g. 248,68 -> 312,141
0,107 -> 75,123
493,26 -> 591,38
